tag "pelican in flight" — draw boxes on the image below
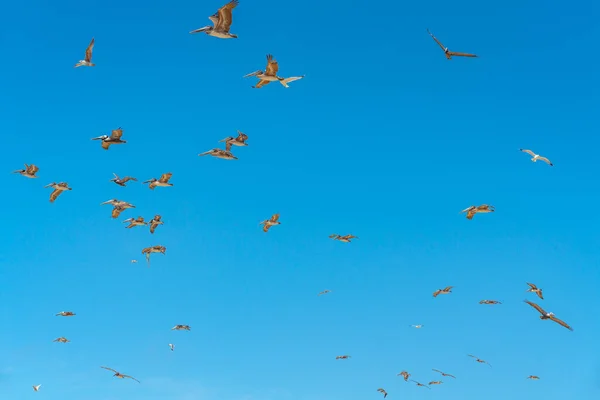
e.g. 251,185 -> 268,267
169,343 -> 175,351
468,354 -> 492,367
429,381 -> 443,385
142,245 -> 166,266
479,300 -> 502,305
318,290 -> 332,296
377,388 -> 388,398
110,173 -> 137,187
527,375 -> 540,380
149,215 -> 163,234
101,199 -> 136,209
198,148 -> 238,160
526,282 -> 544,300
219,131 -> 249,151
519,149 -> 553,166
74,38 -> 95,67
410,380 -> 431,389
189,0 -> 239,39
427,29 -> 477,59
92,128 -> 126,150
45,182 -> 72,203
55,311 -> 76,317
433,286 -> 453,297
13,164 -> 39,178
335,355 -> 351,360
172,325 -> 191,331
33,384 -> 41,392
523,300 -> 573,331
143,173 -> 173,190
260,213 -> 281,232
123,217 -> 147,228
244,54 -> 304,89
53,337 -> 70,343
329,234 -> 358,243
100,366 -> 140,383
409,324 -> 424,329
397,371 -> 410,381
461,204 -> 495,220
432,369 -> 456,378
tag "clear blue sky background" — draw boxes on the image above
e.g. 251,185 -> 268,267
1,0 -> 599,399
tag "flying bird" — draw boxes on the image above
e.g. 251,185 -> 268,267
410,380 -> 431,389
526,282 -> 544,300
432,369 -> 456,378
142,245 -> 166,266
318,290 -> 331,296
335,355 -> 351,360
55,311 -> 76,317
33,384 -> 41,392
244,54 -> 304,88
461,204 -> 495,220
523,300 -> 573,331
110,173 -> 137,187
131,260 -> 138,263
123,217 -> 147,228
429,381 -> 443,385
92,128 -> 126,150
527,375 -> 540,380
74,38 -> 95,67
468,354 -> 492,367
13,164 -> 39,178
149,215 -> 163,234
520,149 -> 553,166
198,148 -> 238,160
260,213 -> 281,232
101,199 -> 136,209
329,234 -> 358,243
169,343 -> 175,351
377,388 -> 388,398
409,324 -> 424,329
479,300 -> 502,305
143,173 -> 173,190
219,131 -> 249,151
53,337 -> 70,343
397,371 -> 410,381
433,286 -> 453,297
45,182 -> 72,203
189,0 -> 239,39
172,325 -> 191,331
426,29 -> 477,59
100,366 -> 140,383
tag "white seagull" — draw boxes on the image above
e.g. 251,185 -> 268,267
519,149 -> 553,166
169,343 -> 175,351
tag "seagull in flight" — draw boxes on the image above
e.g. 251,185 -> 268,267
169,343 -> 175,351
427,29 -> 477,59
519,149 -> 553,166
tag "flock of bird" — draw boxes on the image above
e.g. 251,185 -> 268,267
10,0 -> 566,396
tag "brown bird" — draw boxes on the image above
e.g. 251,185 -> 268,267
172,325 -> 191,331
468,354 -> 492,367
479,300 -> 502,305
526,282 -> 544,300
110,173 -> 137,187
523,300 -> 573,331
55,311 -> 76,317
377,388 -> 387,398
527,375 -> 540,380
318,290 -> 332,296
243,54 -> 304,89
433,286 -> 453,297
13,164 -> 39,178
143,173 -> 173,190
329,234 -> 358,243
397,371 -> 410,381
100,366 -> 140,383
335,355 -> 351,360
410,380 -> 431,389
141,245 -> 166,266
149,215 -> 163,234
53,337 -> 70,343
219,131 -> 249,152
123,217 -> 147,228
45,182 -> 72,203
91,128 -> 126,150
74,38 -> 95,67
429,381 -> 443,385
432,369 -> 456,378
427,29 -> 477,59
111,205 -> 129,219
189,0 -> 239,39
461,204 -> 495,219
260,213 -> 281,232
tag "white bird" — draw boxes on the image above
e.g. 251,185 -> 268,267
519,149 -> 553,166
169,343 -> 175,351
131,260 -> 138,263
33,384 -> 41,392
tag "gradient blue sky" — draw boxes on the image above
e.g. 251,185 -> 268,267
2,0 -> 599,399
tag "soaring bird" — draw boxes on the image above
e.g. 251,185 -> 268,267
318,290 -> 332,296
172,325 -> 191,331
149,215 -> 163,234
131,260 -> 138,263
479,300 -> 502,305
219,131 -> 249,151
260,213 -> 281,232
526,282 -> 544,300
101,199 -> 135,209
335,355 -> 351,360
198,148 -> 238,160
432,369 -> 456,378
433,286 -> 453,297
409,324 -> 424,329
13,164 -> 39,178
143,173 -> 173,190
461,204 -> 495,220
329,234 -> 358,243
426,29 -> 477,59
53,337 -> 70,343
100,366 -> 140,383
142,245 -> 166,266
110,173 -> 137,187
74,38 -> 95,67
33,384 -> 41,392
123,217 -> 147,228
92,128 -> 126,150
527,375 -> 540,380
243,54 -> 304,89
523,300 -> 573,331
55,311 -> 76,317
397,371 -> 410,381
169,343 -> 175,351
189,0 -> 239,39
45,182 -> 72,203
520,149 -> 553,166
410,380 -> 431,389
429,381 -> 443,385
468,354 -> 492,367
377,388 -> 388,398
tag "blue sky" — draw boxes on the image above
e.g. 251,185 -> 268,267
1,0 -> 599,399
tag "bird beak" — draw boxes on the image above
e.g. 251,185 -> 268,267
198,152 -> 210,156
91,136 -> 103,140
100,200 -> 112,205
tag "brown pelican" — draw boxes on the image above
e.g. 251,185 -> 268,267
219,131 -> 248,151
198,148 -> 238,160
143,173 -> 173,190
189,0 -> 239,39
432,369 -> 456,378
110,173 -> 137,187
74,38 -> 95,67
377,388 -> 387,398
427,29 -> 477,59
55,311 -> 76,317
429,381 -> 443,385
397,371 -> 410,381
329,234 -> 358,243
335,355 -> 351,360
527,375 -> 540,380
524,300 -> 573,331
53,337 -> 70,343
520,149 -> 553,166
243,54 -> 304,88
172,325 -> 191,331
100,366 -> 140,383
13,164 -> 39,178
260,213 -> 281,232
479,300 -> 502,305
169,343 -> 175,351
149,215 -> 163,234
461,204 -> 495,220
142,245 -> 166,266
468,354 -> 492,367
101,199 -> 135,209
123,217 -> 147,228
433,286 -> 453,297
92,128 -> 126,150
526,282 -> 544,300
318,290 -> 332,296
33,385 -> 41,392
45,182 -> 72,203
410,380 -> 431,389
